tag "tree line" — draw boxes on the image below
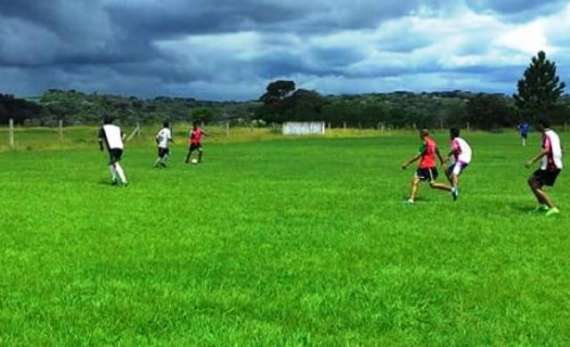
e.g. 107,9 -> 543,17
1,51 -> 568,130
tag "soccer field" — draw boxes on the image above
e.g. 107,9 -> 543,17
1,131 -> 569,346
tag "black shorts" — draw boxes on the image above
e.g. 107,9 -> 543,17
416,167 -> 438,182
532,169 -> 561,187
158,147 -> 170,158
521,133 -> 528,139
108,148 -> 123,163
189,143 -> 202,152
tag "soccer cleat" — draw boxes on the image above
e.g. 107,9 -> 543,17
546,208 -> 560,217
406,198 -> 415,204
451,187 -> 459,201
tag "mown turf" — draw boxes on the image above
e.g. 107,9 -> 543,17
0,131 -> 569,346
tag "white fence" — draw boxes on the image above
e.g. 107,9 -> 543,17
283,122 -> 326,136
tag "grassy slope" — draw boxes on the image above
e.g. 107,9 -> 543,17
0,131 -> 569,346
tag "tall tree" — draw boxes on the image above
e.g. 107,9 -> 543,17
514,51 -> 566,118
260,80 -> 296,105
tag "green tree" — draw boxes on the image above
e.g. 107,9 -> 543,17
514,51 -> 566,119
466,94 -> 515,130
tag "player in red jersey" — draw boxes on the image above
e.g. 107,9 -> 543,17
401,129 -> 448,204
185,121 -> 208,164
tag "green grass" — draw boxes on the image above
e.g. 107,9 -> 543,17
0,130 -> 569,346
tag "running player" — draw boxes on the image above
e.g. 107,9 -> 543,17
526,119 -> 563,216
185,121 -> 207,164
98,116 -> 128,186
518,122 -> 530,147
432,128 -> 473,201
401,129 -> 447,204
153,121 -> 173,168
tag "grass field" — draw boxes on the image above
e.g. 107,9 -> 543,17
0,129 -> 569,346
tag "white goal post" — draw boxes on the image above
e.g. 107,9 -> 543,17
282,122 -> 326,136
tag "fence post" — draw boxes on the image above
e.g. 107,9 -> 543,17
137,122 -> 141,137
226,121 -> 230,137
59,120 -> 64,142
381,122 -> 385,135
440,119 -> 444,130
9,118 -> 14,149
343,121 -> 347,130
565,122 -> 568,132
467,122 -> 471,132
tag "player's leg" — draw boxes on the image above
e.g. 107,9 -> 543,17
114,162 -> 128,185
449,164 -> 464,200
161,154 -> 169,167
198,146 -> 203,163
109,164 -> 118,184
408,172 -> 422,203
159,148 -> 169,167
430,181 -> 452,192
528,174 -> 550,209
185,146 -> 194,163
111,149 -> 127,185
153,148 -> 163,168
108,151 -> 119,184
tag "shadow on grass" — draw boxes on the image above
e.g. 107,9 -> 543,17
97,179 -> 117,186
511,203 -> 541,215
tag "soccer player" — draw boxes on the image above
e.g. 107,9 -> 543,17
432,128 -> 473,201
185,121 -> 207,164
526,119 -> 563,216
154,121 -> 173,168
401,129 -> 447,204
518,122 -> 530,146
98,116 -> 128,186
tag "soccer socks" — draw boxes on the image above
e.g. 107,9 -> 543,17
161,154 -> 169,166
114,163 -> 128,184
109,165 -> 118,183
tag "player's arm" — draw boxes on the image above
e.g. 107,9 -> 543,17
526,149 -> 548,168
401,154 -> 421,170
447,142 -> 460,163
98,128 -> 105,151
436,148 -> 446,167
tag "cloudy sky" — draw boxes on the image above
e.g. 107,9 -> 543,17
1,0 -> 570,100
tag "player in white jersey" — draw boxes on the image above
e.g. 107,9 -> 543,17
153,121 -> 173,168
430,128 -> 472,201
526,119 -> 563,216
98,116 -> 128,186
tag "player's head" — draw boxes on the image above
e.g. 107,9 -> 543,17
419,128 -> 430,139
450,128 -> 460,139
192,121 -> 198,129
163,121 -> 170,128
536,118 -> 550,132
103,115 -> 114,125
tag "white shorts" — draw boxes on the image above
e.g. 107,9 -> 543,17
448,162 -> 469,176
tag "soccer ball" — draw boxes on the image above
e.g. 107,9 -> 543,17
191,158 -> 198,164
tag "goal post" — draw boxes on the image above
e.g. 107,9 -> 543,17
282,122 -> 326,136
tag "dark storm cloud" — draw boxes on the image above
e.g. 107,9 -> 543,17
0,0 -> 569,99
